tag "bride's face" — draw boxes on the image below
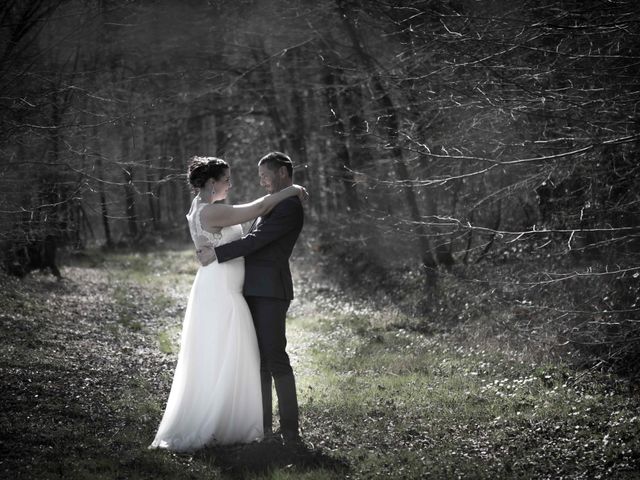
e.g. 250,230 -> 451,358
210,169 -> 231,201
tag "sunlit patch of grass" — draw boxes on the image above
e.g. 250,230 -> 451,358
110,377 -> 164,427
87,249 -> 195,336
111,284 -> 143,330
157,324 -> 181,354
95,248 -> 198,292
290,312 -> 640,479
119,249 -> 197,274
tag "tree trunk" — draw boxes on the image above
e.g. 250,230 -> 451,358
121,133 -> 139,239
252,44 -> 287,152
177,124 -> 192,240
214,108 -> 228,157
287,49 -> 310,187
145,159 -> 159,231
475,200 -> 502,263
93,126 -> 113,247
337,1 -> 439,289
323,67 -> 360,212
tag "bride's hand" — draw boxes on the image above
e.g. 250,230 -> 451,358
196,245 -> 217,266
293,184 -> 309,202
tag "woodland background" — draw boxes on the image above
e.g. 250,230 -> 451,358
1,0 -> 639,375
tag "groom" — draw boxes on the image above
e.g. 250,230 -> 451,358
197,151 -> 304,444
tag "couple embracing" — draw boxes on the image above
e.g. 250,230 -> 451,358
150,152 -> 307,451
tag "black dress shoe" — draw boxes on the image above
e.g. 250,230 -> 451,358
281,430 -> 304,448
261,431 -> 282,445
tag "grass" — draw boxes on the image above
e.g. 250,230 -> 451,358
1,247 -> 639,479
287,311 -> 640,478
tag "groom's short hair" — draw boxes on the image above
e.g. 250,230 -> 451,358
259,151 -> 293,178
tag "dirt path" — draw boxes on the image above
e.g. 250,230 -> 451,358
0,265 -> 173,478
0,251 -> 349,479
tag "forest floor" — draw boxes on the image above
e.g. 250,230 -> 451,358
1,246 -> 639,479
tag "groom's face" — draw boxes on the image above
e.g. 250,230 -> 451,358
258,164 -> 283,194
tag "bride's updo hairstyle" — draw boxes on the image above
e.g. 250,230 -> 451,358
188,156 -> 229,190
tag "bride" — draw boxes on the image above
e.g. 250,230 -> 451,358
149,156 -> 306,451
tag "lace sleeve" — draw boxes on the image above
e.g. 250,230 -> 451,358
197,207 -> 223,245
187,203 -> 223,249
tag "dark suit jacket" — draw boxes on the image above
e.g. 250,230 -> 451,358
215,196 -> 304,300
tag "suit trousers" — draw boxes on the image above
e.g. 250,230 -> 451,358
245,295 -> 299,434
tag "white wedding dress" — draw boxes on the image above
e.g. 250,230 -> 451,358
149,199 -> 263,451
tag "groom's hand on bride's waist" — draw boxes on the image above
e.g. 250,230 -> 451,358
196,245 -> 217,266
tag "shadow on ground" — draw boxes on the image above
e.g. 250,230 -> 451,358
196,439 -> 350,479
